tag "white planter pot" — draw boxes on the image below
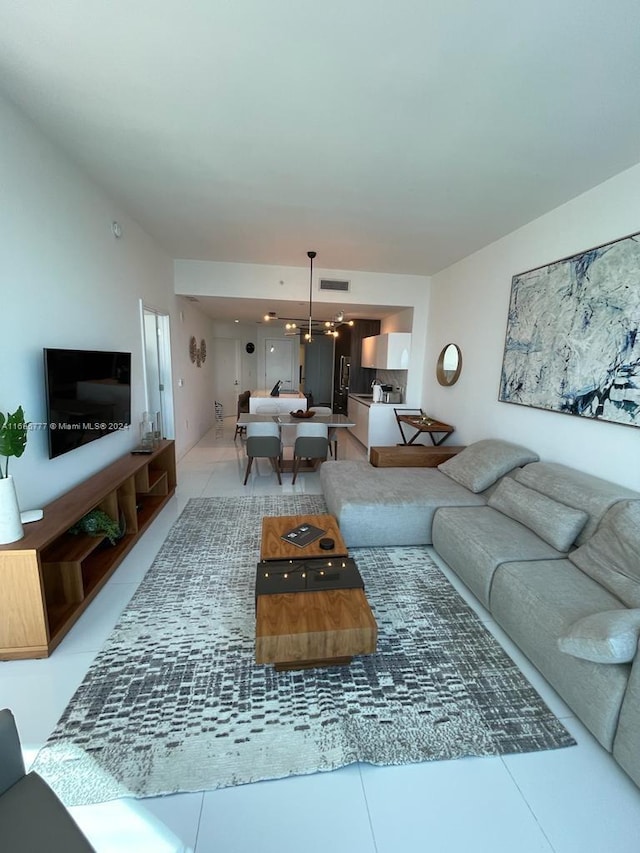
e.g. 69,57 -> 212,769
0,475 -> 24,544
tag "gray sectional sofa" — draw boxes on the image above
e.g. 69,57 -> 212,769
320,440 -> 640,788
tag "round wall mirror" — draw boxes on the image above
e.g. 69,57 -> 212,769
436,343 -> 462,386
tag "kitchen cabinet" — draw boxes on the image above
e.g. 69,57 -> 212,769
348,319 -> 381,391
348,395 -> 370,447
332,319 -> 381,412
361,332 -> 411,370
348,395 -> 413,455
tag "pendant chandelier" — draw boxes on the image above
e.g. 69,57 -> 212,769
264,250 -> 354,339
305,250 -> 316,343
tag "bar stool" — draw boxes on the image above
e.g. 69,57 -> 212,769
234,390 -> 251,441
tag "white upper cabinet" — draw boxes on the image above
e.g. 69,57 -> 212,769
361,332 -> 411,369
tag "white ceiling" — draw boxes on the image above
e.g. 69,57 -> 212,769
1,0 -> 640,279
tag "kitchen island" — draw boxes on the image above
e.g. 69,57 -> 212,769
249,389 -> 307,414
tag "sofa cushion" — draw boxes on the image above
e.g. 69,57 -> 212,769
490,559 -> 630,749
514,463 -> 640,545
488,476 -> 588,552
432,505 -> 563,608
568,500 -> 640,607
558,609 -> 640,664
437,439 -> 539,493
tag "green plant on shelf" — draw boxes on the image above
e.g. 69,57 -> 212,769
0,405 -> 28,478
69,508 -> 122,545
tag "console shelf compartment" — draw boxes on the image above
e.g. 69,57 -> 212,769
0,440 -> 176,659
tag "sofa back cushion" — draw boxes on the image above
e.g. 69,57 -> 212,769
488,477 -> 588,552
568,500 -> 640,607
438,439 -> 539,493
515,462 -> 640,545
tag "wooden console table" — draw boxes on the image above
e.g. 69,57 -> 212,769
0,441 -> 176,659
395,414 -> 455,446
370,445 -> 466,467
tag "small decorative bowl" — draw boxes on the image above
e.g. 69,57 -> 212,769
290,409 -> 315,418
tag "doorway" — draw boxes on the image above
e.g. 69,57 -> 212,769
140,303 -> 175,439
212,338 -> 241,418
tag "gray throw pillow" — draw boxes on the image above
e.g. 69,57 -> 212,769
558,609 -> 640,664
437,439 -> 539,493
488,477 -> 588,552
568,501 -> 640,608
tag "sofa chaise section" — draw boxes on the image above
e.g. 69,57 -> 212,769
320,461 -> 486,546
320,439 -> 539,547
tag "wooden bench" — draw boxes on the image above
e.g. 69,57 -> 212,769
369,445 -> 466,467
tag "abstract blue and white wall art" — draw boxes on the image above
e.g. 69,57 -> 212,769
499,231 -> 640,428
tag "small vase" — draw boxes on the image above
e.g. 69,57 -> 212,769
140,413 -> 155,450
0,475 -> 24,545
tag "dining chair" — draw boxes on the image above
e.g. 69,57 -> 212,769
291,422 -> 329,484
309,407 -> 337,458
243,422 -> 283,485
234,390 -> 251,441
255,403 -> 299,449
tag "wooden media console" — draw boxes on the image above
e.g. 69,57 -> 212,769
0,440 -> 176,659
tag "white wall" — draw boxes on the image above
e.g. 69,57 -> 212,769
173,299 -> 216,454
175,260 -> 430,405
0,93 -> 211,510
210,321 -> 259,393
380,308 -> 414,334
425,163 -> 640,490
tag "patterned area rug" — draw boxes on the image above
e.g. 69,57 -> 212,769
33,495 -> 575,805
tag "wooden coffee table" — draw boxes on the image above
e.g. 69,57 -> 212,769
256,514 -> 377,669
260,514 -> 348,561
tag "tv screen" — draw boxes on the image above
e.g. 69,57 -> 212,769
44,348 -> 132,459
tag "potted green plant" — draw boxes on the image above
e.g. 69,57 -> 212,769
0,406 -> 28,544
69,508 -> 123,546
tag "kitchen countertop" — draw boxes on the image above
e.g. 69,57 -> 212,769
251,389 -> 306,399
349,393 -> 403,407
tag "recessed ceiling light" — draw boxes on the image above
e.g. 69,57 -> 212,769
234,319 -> 239,323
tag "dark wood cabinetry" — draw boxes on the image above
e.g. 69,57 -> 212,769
348,320 -> 381,393
332,319 -> 380,411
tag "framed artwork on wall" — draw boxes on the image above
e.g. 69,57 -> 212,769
499,230 -> 640,429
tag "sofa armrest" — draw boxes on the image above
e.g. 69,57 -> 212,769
0,709 -> 26,795
613,641 -> 640,788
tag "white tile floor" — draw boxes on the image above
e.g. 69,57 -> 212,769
2,420 -> 640,852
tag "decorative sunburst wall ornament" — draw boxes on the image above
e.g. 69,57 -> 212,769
189,336 -> 207,367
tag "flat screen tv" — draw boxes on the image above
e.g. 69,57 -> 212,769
44,348 -> 132,459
